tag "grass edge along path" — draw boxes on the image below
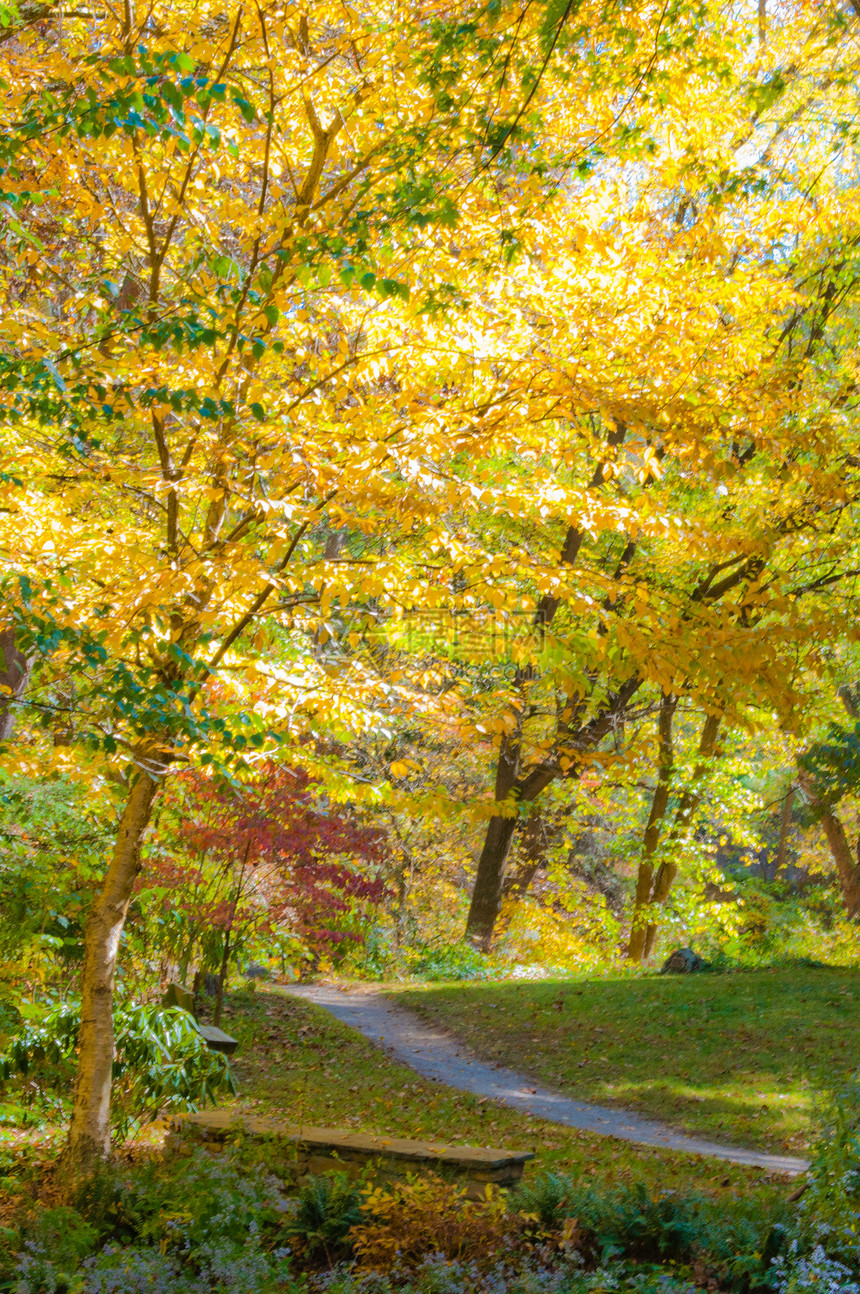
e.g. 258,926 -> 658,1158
277,983 -> 807,1176
388,966 -> 860,1157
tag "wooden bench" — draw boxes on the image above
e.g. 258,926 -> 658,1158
195,1024 -> 238,1055
165,1109 -> 533,1198
162,981 -> 196,1013
161,982 -> 239,1056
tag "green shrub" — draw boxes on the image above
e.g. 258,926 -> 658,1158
407,942 -> 490,982
571,1183 -> 705,1264
281,1172 -> 365,1264
0,1002 -> 235,1134
111,1003 -> 237,1134
0,1224 -> 20,1292
512,1173 -> 785,1289
512,1171 -> 577,1233
343,925 -> 397,981
12,1206 -> 98,1294
6,1152 -> 302,1293
783,1070 -> 860,1271
699,877 -> 855,970
105,1149 -> 290,1251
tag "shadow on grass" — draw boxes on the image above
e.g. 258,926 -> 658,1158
392,966 -> 860,1151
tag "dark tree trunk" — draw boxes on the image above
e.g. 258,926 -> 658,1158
214,838 -> 251,1025
466,814 -> 520,950
628,692 -> 677,961
213,928 -> 231,1027
503,813 -> 560,900
640,711 -> 721,959
774,787 -> 795,873
462,425 -> 766,956
466,674 -> 642,950
464,427 -> 630,952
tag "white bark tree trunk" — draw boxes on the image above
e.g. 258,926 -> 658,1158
63,768 -> 160,1175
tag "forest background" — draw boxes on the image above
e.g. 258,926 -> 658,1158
1,0 -> 860,1181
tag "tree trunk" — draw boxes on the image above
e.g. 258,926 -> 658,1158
466,675 -> 642,951
774,787 -> 795,874
641,711 -> 721,957
631,710 -> 721,962
213,926 -> 231,1028
466,813 -> 520,950
214,838 -> 251,1025
819,807 -> 860,918
178,927 -> 199,985
63,769 -> 160,1176
796,768 -> 860,918
465,427 -> 629,953
628,693 -> 677,961
641,857 -> 679,960
502,813 -> 560,900
0,628 -> 32,740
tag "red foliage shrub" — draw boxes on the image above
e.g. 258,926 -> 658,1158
144,762 -> 386,963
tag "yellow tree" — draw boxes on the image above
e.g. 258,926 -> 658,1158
0,0 -> 701,1170
407,0 -> 860,949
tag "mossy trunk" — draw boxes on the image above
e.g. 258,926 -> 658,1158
797,765 -> 860,919
819,807 -> 860,918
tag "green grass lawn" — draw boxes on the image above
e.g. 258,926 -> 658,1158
389,966 -> 860,1155
218,985 -> 791,1205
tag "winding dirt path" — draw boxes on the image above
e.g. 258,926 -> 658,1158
276,983 -> 808,1177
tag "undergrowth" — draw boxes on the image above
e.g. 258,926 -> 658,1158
0,1096 -> 857,1294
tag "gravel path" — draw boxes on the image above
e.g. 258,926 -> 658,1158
276,983 -> 809,1177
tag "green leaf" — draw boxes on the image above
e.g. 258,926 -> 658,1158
43,358 -> 66,393
232,92 -> 255,122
